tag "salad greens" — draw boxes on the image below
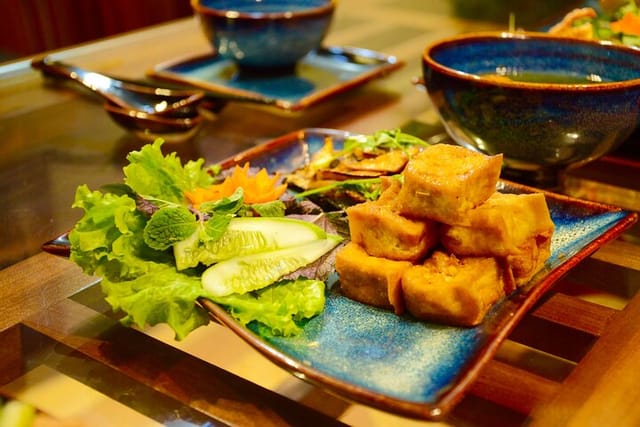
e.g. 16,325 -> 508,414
69,139 -> 336,340
342,129 -> 430,155
567,0 -> 640,45
294,129 -> 424,201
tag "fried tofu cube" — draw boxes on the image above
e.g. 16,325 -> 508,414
402,251 -> 514,326
397,144 -> 502,225
506,235 -> 553,287
346,200 -> 438,262
335,242 -> 412,314
440,192 -> 554,286
376,176 -> 403,204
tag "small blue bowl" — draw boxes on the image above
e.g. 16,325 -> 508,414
422,31 -> 640,187
192,0 -> 336,71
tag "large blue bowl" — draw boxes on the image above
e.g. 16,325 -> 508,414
422,31 -> 640,187
192,0 -> 336,71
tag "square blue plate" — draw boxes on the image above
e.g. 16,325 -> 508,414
149,46 -> 404,111
199,128 -> 638,420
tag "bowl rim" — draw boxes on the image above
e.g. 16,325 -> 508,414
191,0 -> 336,19
422,31 -> 640,91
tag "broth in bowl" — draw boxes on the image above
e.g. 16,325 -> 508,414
482,70 -> 605,84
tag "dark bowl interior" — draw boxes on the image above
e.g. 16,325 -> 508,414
198,0 -> 332,13
427,33 -> 640,84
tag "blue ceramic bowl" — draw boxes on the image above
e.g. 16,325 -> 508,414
191,0 -> 336,71
422,31 -> 640,187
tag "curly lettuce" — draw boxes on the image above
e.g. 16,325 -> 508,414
68,139 -> 327,340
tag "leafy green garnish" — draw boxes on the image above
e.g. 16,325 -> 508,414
101,265 -> 209,340
123,139 -> 213,203
243,200 -> 287,217
198,187 -> 245,215
69,139 -> 331,340
69,185 -> 171,282
342,129 -> 429,155
213,278 -> 325,336
296,175 -> 402,201
143,206 -> 198,251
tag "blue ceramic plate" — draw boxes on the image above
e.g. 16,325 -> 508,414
198,128 -> 638,420
149,46 -> 403,111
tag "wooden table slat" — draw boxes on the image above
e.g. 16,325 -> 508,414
23,297 -> 348,427
531,292 -> 617,336
469,359 -> 559,415
529,288 -> 640,426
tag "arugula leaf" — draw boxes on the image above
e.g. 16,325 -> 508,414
124,139 -> 213,204
143,206 -> 198,250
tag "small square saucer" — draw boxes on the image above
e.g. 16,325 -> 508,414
148,46 -> 404,111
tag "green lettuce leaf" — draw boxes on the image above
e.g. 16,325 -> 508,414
70,184 -> 209,340
69,184 -> 170,281
123,139 -> 213,204
212,278 -> 325,336
101,265 -> 210,340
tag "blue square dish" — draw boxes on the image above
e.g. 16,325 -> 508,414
149,46 -> 403,111
199,128 -> 638,420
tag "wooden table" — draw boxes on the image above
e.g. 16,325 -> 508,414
1,1 -> 639,426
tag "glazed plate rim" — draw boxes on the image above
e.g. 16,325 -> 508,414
199,128 -> 638,420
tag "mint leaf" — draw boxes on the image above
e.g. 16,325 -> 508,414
245,200 -> 286,217
203,213 -> 232,241
199,187 -> 244,215
143,206 -> 197,250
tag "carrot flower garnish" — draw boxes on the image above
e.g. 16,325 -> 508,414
185,163 -> 287,208
611,11 -> 640,35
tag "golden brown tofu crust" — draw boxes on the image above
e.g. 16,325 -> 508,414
401,251 -> 513,326
334,143 -> 553,327
335,242 -> 412,314
440,192 -> 554,285
507,234 -> 553,287
396,144 -> 502,225
347,201 -> 438,262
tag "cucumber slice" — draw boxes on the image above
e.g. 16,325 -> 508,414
174,216 -> 328,270
202,234 -> 342,297
0,400 -> 35,427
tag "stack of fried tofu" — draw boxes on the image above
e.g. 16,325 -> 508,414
335,143 -> 555,326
